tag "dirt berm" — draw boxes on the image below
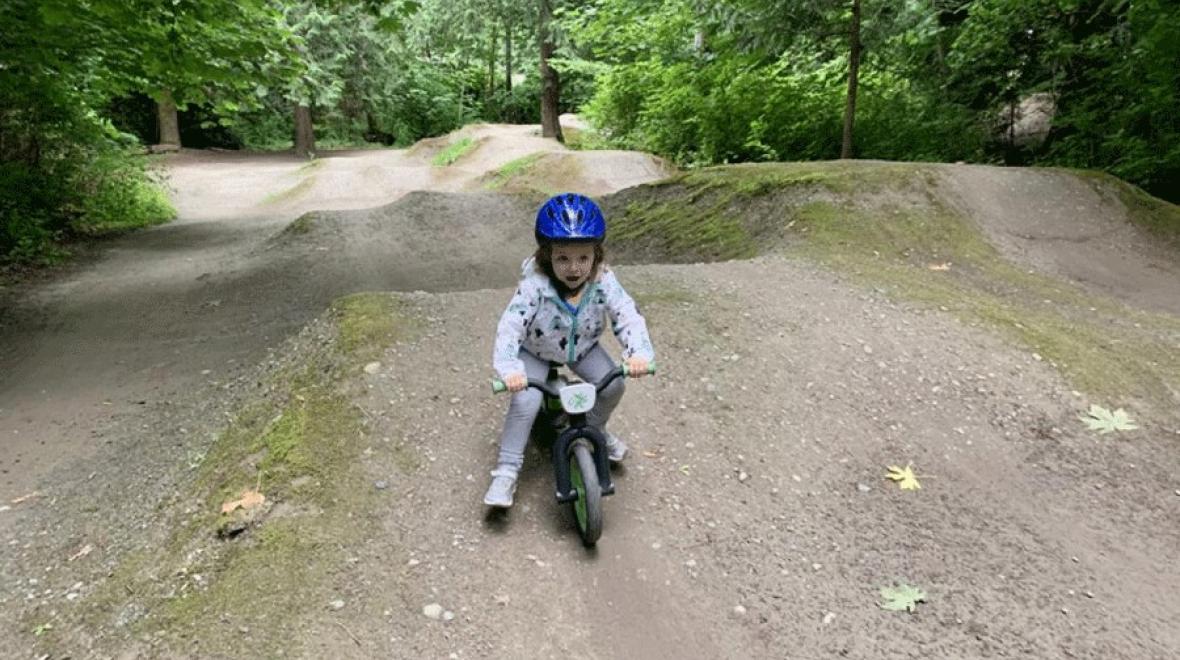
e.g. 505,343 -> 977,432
4,158 -> 1180,660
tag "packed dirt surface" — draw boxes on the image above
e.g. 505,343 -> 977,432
1,121 -> 1179,659
0,121 -> 667,499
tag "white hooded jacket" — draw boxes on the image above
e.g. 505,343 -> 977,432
492,257 -> 655,379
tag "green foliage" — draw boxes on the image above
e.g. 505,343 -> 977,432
69,154 -> 176,236
431,137 -> 478,166
1079,405 -> 1139,435
879,583 -> 927,612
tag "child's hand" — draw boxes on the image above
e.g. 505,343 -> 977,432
625,357 -> 650,378
505,372 -> 528,392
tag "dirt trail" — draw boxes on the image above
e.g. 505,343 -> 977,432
2,123 -> 1180,659
938,165 -> 1180,315
0,122 -> 660,500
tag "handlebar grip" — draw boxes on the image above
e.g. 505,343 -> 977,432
491,380 -> 507,394
621,361 -> 658,377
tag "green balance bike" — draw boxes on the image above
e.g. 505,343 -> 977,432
492,362 -> 656,546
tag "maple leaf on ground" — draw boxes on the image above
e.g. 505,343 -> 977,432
885,464 -> 921,490
880,583 -> 927,612
220,489 -> 266,514
1079,405 -> 1138,434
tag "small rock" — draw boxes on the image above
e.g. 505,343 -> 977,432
423,603 -> 444,620
374,480 -> 388,490
1032,353 -> 1043,362
856,483 -> 871,493
737,471 -> 749,483
812,563 -> 823,571
822,612 -> 836,625
443,611 -> 455,621
407,558 -> 420,567
449,397 -> 461,404
732,605 -> 747,616
863,345 -> 873,355
1084,590 -> 1094,598
329,600 -> 345,611
363,362 -> 382,375
495,594 -> 510,606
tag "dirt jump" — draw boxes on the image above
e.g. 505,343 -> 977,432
1,121 -> 1178,659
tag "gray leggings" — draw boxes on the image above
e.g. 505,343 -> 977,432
495,344 -> 624,472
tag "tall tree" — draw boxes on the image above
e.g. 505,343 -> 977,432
841,0 -> 862,158
538,0 -> 564,141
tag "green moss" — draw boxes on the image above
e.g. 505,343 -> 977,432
54,294 -> 428,657
608,162 -> 933,263
431,137 -> 477,166
789,199 -> 1180,412
285,213 -> 316,234
296,158 -> 324,174
484,152 -> 545,189
1074,170 -> 1180,245
262,175 -> 315,205
610,160 -> 1179,414
330,292 -> 417,361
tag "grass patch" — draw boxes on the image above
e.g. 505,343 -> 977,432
789,199 -> 1180,413
1075,170 -> 1180,245
484,152 -> 545,189
284,213 -> 317,235
609,160 -> 1180,414
68,157 -> 176,236
47,294 -> 424,658
296,158 -> 325,174
261,175 -> 315,205
607,161 -> 924,263
330,292 -> 417,361
431,137 -> 477,166
563,126 -> 613,151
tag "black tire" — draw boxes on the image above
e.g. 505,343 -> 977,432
569,441 -> 603,545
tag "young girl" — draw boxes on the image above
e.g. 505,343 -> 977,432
485,193 -> 655,508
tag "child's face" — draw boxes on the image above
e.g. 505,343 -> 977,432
551,242 -> 596,291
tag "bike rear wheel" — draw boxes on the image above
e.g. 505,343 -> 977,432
569,441 -> 603,546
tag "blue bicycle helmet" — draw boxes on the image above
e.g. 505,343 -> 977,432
535,193 -> 605,243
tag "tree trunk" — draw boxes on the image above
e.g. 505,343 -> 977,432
488,26 -> 497,102
538,0 -> 564,142
156,90 -> 181,151
505,18 -> 513,92
294,104 -> 315,158
840,0 -> 862,160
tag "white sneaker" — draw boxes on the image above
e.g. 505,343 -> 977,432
605,433 -> 628,463
483,468 -> 518,507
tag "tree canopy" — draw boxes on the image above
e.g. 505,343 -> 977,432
2,0 -> 1176,263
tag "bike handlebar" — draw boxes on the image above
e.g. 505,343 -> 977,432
491,362 -> 657,395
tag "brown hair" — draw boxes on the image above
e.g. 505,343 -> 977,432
534,240 -> 606,291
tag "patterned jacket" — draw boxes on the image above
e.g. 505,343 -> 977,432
493,257 -> 655,379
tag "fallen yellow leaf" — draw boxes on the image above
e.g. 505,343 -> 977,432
220,489 -> 266,514
886,464 -> 922,490
10,492 -> 41,505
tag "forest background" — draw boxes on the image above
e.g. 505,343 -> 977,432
2,0 -> 1177,264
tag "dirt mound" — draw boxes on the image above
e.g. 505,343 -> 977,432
604,161 -> 1180,315
476,150 -> 676,197
262,191 -> 539,292
937,165 -> 1180,314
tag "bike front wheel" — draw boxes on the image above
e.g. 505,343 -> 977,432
568,440 -> 603,546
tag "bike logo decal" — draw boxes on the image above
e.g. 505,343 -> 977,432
571,392 -> 589,408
